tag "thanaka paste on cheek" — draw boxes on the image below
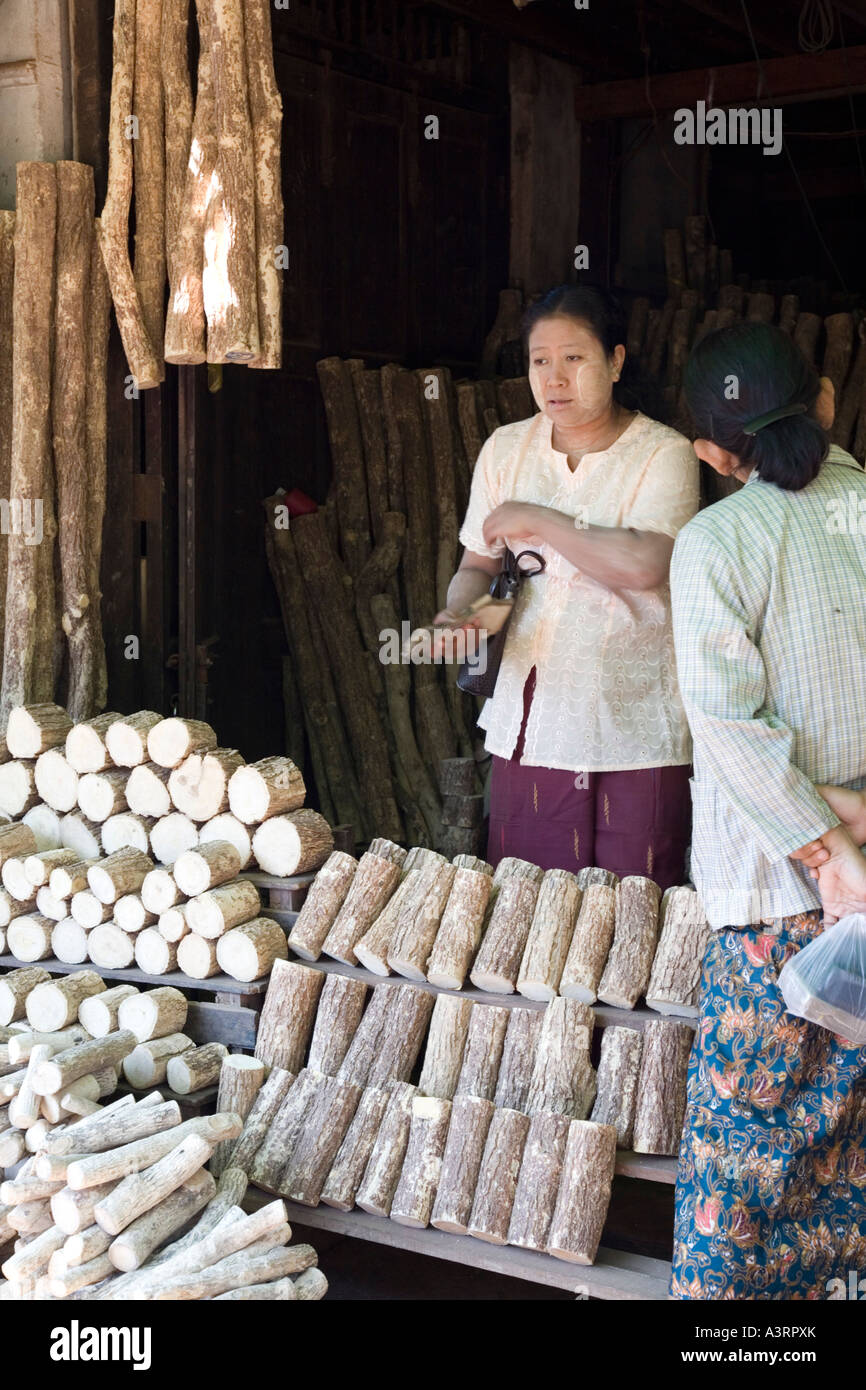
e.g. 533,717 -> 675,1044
573,361 -> 613,412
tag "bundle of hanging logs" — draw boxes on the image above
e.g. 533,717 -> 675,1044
233,957 -> 694,1263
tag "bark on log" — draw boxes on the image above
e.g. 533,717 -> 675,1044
0,886 -> 38,927
575,866 -> 619,891
169,748 -> 245,821
86,212 -> 114,703
126,762 -> 171,819
466,1107 -> 529,1245
0,967 -> 51,1024
23,846 -> 79,888
589,1025 -> 644,1148
834,335 -> 866,450
52,1098 -> 182,1158
0,762 -> 40,818
158,904 -> 191,943
51,918 -> 90,965
87,923 -> 137,969
0,212 -> 12,672
547,1119 -> 617,1265
51,1179 -> 120,1235
173,841 -> 242,897
69,1114 -> 239,1192
199,814 -> 254,870
287,851 -> 357,961
87,848 -> 153,904
429,1093 -> 494,1235
525,997 -> 596,1119
338,983 -> 433,1089
230,1067 -> 294,1175
560,883 -> 618,1003
160,0 -> 193,267
153,1240 -> 309,1300
166,1042 -> 228,1095
59,811 -> 102,861
279,1074 -> 363,1206
78,984 -> 139,1039
387,861 -> 457,981
822,312 -> 854,401
645,885 -> 711,1017
417,994 -> 473,1100
793,311 -> 822,365
227,756 -> 304,824
117,986 -> 187,1042
389,1095 -> 451,1228
1,1222 -> 66,1284
216,917 -> 288,982
0,823 -> 39,865
506,1110 -> 572,1252
94,1131 -> 215,1235
147,718 -> 217,770
469,876 -> 541,994
251,811 -> 334,878
107,1168 -> 214,1271
8,1043 -> 52,1129
213,1274 -> 297,1301
517,868 -> 581,1001
597,876 -> 661,1010
70,890 -> 112,928
315,358 -> 371,578
321,851 -> 401,966
64,1222 -> 112,1265
102,813 -> 156,857
211,1056 -> 265,1179
493,1006 -> 544,1111
186,878 -> 260,938
7,914 -> 55,962
176,932 -> 220,979
104,712 -> 162,768
49,856 -> 99,899
134,927 -> 178,975
353,870 -> 417,976
77,768 -> 128,822
631,1019 -> 693,1156
306,974 -> 369,1076
8,1025 -> 86,1063
349,367 -> 389,543
150,812 -> 199,864
114,893 -> 157,933
249,1068 -> 320,1190
131,0 -> 166,371
245,0 -> 283,369
97,0 -> 161,388
32,1032 -> 137,1097
453,1003 -> 510,1102
25,972 -> 105,1032
254,959 -> 324,1072
320,1085 -> 390,1211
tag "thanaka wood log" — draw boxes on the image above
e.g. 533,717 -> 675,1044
77,985 -> 139,1040
60,811 -> 102,861
87,848 -> 153,904
547,1119 -> 617,1265
24,972 -> 105,1032
198,814 -> 254,871
0,212 -> 11,668
216,917 -> 288,982
84,219 -> 111,715
631,1019 -> 693,1156
34,750 -> 80,814
51,1179 -> 120,1235
319,1085 -> 389,1211
388,1094 -> 451,1229
249,1068 -> 320,1191
597,876 -> 662,1010
130,0 -> 166,374
254,960 -> 324,1072
173,842 -> 243,898
169,749 -> 246,822
0,763 -> 40,819
387,861 -> 457,981
94,1131 -> 215,1236
252,810 -> 335,879
306,974 -> 369,1076
49,856 -> 99,899
63,1222 -> 112,1265
834,335 -> 866,449
102,813 -> 156,857
0,885 -> 39,927
493,1006 -> 544,1112
65,714 -> 121,775
315,358 -> 371,579
525,997 -> 596,1119
227,757 -> 305,825
0,823 -> 39,865
131,928 -> 175,975
150,812 -> 199,864
32,1032 -> 138,1097
140,867 -> 182,915
176,932 -> 220,979
339,984 -> 433,1089
517,868 -> 582,1001
70,891 -> 112,929
429,1093 -> 494,1235
8,1026 -> 86,1064
211,1056 -> 265,1178
78,769 -> 128,823
1,1221 -> 65,1284
186,878 -> 260,938
114,894 -> 157,933
0,1127 -> 26,1166
506,1110 -> 572,1251
147,718 -> 218,770
160,0 -> 193,281
166,1043 -> 228,1095
107,1167 -> 215,1271
70,1114 -> 239,1194
589,1025 -> 644,1148
354,1081 -> 417,1218
158,904 -> 191,944
469,876 -> 541,994
49,1250 -> 114,1295
122,1036 -> 194,1089
287,851 -> 357,961
353,871 -> 417,976
466,1106 -> 530,1246
126,762 -> 172,819
230,1068 -> 295,1175
454,1003 -> 510,1102
51,918 -> 90,965
416,994 -> 472,1102
2,854 -> 39,901
60,1067 -> 117,1114
822,313 -> 854,401
279,1074 -> 363,1206
575,867 -> 619,891
8,1043 -> 52,1128
214,1275 -> 296,1300
36,887 -> 68,922
87,923 -> 136,970
793,311 -> 822,365
0,966 -> 51,1024
7,915 -> 54,962
104,712 -> 162,768
645,885 -> 711,1017
3,708 -> 70,761
151,1239 -> 308,1300
244,0 -> 284,368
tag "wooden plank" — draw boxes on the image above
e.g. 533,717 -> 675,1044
0,954 -> 269,996
243,1189 -> 672,1300
614,1152 -> 677,1185
184,999 -> 259,1049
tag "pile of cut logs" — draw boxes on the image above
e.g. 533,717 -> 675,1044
0,164 -> 110,724
288,841 -> 711,1017
102,0 -> 284,388
234,960 -> 692,1264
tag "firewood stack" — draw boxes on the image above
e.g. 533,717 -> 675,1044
101,0 -> 284,387
0,166 -> 110,725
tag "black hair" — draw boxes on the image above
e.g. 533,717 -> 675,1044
683,321 -> 828,492
521,284 -> 660,417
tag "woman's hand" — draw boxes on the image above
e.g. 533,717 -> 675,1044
810,826 -> 866,925
429,609 -> 488,661
814,784 -> 866,846
482,502 -> 548,549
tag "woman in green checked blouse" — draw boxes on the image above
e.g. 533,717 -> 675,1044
667,321 -> 866,1302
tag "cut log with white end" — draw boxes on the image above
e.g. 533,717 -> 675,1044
126,762 -> 172,818
7,914 -> 54,962
321,851 -> 401,966
417,994 -> 473,1100
0,823 -> 39,866
44,1095 -> 177,1156
146,718 -> 218,769
547,1119 -> 618,1265
454,1003 -> 510,1102
149,813 -> 199,865
65,714 -> 122,774
169,749 -> 246,822
227,756 -> 305,824
186,878 -> 261,938
166,1042 -> 227,1095
320,1086 -> 390,1211
94,1132 -> 217,1235
49,856 -> 98,899
104,712 -> 162,768
8,1025 -> 87,1063
176,932 -> 220,980
2,857 -> 39,902
230,1067 -> 295,1175
387,861 -> 456,981
469,876 -> 541,994
8,1043 -> 52,1128
61,1067 -> 116,1112
107,1167 -> 215,1270
101,813 -> 156,857
173,841 -> 242,897
6,705 -> 73,759
254,959 -> 324,1072
0,761 -> 39,817
430,1093 -> 495,1235
0,885 -> 37,925
87,848 -> 153,904
199,814 -> 254,870
59,811 -> 102,861
645,886 -> 711,1018
590,1026 -> 644,1148
0,1127 -> 26,1166
0,1220 -> 66,1283
293,1266 -> 328,1301
49,1250 -> 115,1296
507,1110 -> 572,1251
355,1081 -> 417,1218
280,1075 -> 363,1206
63,1222 -> 112,1265
353,872 -> 416,976
158,905 -> 190,944
25,972 -> 105,1031
466,1106 -> 530,1245
152,1241 -> 312,1301
123,1035 -> 195,1088
22,804 -> 63,851
114,894 -> 157,934
493,1007 -> 544,1111
51,1179 -> 119,1234
77,769 -> 128,823
70,890 -> 112,928
389,1095 -> 451,1229
252,810 -> 334,878
34,751 -> 80,813
141,868 -> 183,915
36,886 -> 68,921
306,974 -> 368,1076
425,865 -> 492,991
216,918 -> 288,982
134,928 -> 178,976
87,924 -> 135,969
286,851 -> 357,962
118,987 -> 187,1042
78,985 -> 139,1039
52,918 -> 90,965
31,1031 -> 137,1097
211,1056 -> 265,1179
525,997 -> 596,1119
0,966 -> 51,1024
560,884 -> 618,1003
517,868 -> 582,1001
597,876 -> 662,1011
631,1019 -> 693,1156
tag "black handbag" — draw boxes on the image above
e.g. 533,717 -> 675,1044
455,548 -> 546,698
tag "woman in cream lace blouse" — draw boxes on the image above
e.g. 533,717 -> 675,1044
436,285 -> 700,888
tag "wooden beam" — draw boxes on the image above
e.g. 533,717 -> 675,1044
676,0 -> 790,55
574,46 -> 866,121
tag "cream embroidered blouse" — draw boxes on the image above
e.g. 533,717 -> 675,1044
458,410 -> 700,773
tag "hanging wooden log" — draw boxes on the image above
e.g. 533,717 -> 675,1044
79,985 -> 139,1039
525,997 -> 596,1119
547,1119 -> 617,1265
389,1095 -> 451,1228
117,986 -> 187,1042
186,878 -> 260,938
25,972 -> 105,1032
216,917 -> 288,982
210,1056 -> 265,1179
169,748 -> 246,821
320,1084 -> 390,1211
84,214 -> 112,708
645,885 -> 711,1017
251,810 -> 334,877
321,851 -> 401,966
134,927 -> 178,975
559,882 -> 617,1003
287,851 -> 357,961
104,712 -> 162,768
469,876 -> 541,994
822,313 -> 854,401
631,1019 -> 693,1156
87,848 -> 153,904
160,0 -> 193,267
492,1007 -> 543,1112
77,767 -> 130,822
466,1106 -> 530,1245
506,1109 -> 572,1251
254,960 -> 324,1073
131,0 -> 166,371
306,974 -> 369,1076
123,1035 -> 195,1087
244,0 -> 283,368
429,1093 -> 495,1235
597,875 -> 661,1010
173,841 -> 241,896
387,861 -> 456,981
454,1003 -> 510,1102
126,762 -> 172,819
97,0 -> 161,388
60,811 -> 103,861
516,868 -> 581,1001
176,932 -> 220,979
230,1067 -> 295,1175
417,994 -> 473,1100
589,1025 -> 643,1148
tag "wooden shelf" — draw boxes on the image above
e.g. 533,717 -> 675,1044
0,953 -> 269,996
245,1188 -> 672,1301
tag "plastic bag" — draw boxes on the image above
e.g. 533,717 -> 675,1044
779,912 -> 866,1043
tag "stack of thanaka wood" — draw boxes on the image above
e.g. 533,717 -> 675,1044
101,0 -> 284,389
0,164 -> 110,726
288,841 -> 711,1017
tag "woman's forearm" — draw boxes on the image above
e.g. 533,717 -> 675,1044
535,511 -> 674,591
445,566 -> 494,615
